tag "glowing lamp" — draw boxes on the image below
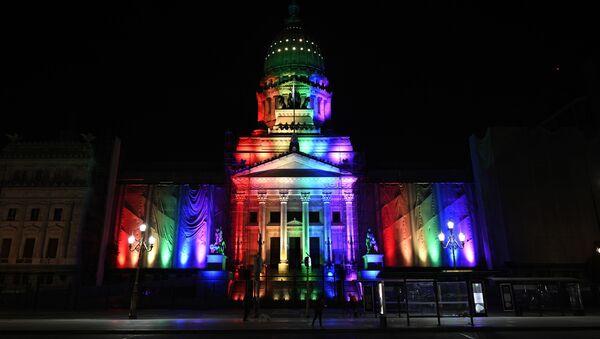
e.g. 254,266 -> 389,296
596,246 -> 600,255
126,224 -> 154,319
447,221 -> 454,230
438,232 -> 445,242
458,232 -> 466,243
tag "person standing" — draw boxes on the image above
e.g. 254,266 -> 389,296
243,294 -> 253,321
311,294 -> 326,327
350,294 -> 359,318
242,268 -> 253,321
346,294 -> 353,317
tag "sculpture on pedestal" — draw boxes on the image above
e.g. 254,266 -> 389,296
365,228 -> 379,254
210,227 -> 226,255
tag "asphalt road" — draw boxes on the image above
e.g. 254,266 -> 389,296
2,331 -> 600,339
2,310 -> 600,338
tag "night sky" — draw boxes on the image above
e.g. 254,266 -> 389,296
1,1 -> 598,171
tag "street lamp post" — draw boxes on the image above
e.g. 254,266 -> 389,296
127,223 -> 155,319
304,253 -> 311,317
438,221 -> 466,269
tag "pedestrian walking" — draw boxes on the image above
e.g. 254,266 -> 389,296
242,268 -> 253,321
311,294 -> 326,327
350,294 -> 359,317
345,293 -> 353,317
243,295 -> 253,321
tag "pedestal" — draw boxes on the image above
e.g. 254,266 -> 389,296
359,254 -> 384,281
278,262 -> 289,273
362,254 -> 384,270
207,254 -> 227,270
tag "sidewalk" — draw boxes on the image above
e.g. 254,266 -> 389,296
1,308 -> 600,334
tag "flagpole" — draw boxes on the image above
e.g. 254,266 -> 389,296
292,82 -> 296,132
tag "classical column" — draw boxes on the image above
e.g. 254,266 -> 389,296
300,192 -> 311,264
322,192 -> 332,264
343,191 -> 355,265
257,191 -> 267,263
271,96 -> 277,117
234,192 -> 247,266
278,191 -> 289,272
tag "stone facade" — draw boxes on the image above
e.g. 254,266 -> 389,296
0,138 -> 95,288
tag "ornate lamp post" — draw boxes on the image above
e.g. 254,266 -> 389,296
304,253 -> 311,316
127,223 -> 155,319
437,221 -> 466,269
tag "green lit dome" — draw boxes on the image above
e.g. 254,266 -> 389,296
264,4 -> 324,74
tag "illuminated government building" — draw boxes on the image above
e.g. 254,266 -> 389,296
112,3 -> 484,295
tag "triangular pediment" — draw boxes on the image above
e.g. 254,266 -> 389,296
233,152 -> 347,178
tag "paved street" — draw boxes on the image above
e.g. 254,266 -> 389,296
2,331 -> 600,339
1,308 -> 600,337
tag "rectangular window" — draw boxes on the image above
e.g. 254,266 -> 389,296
249,211 -> 258,224
309,211 -> 320,223
7,208 -> 17,221
53,208 -> 63,221
270,211 -> 280,223
288,211 -> 302,223
30,208 -> 40,221
46,238 -> 59,258
0,238 -> 11,259
23,238 -> 35,258
332,211 -> 341,223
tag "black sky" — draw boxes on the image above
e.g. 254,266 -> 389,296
1,1 -> 598,171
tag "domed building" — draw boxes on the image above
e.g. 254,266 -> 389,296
103,1 -> 595,315
110,1 -> 489,306
230,2 -> 357,279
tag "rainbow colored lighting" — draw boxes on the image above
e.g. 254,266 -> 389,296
115,184 -> 221,269
379,183 -> 481,268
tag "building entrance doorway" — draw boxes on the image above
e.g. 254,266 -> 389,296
270,237 -> 280,267
288,237 -> 301,269
310,237 -> 320,268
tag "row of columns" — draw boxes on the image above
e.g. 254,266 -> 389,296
234,190 -> 355,271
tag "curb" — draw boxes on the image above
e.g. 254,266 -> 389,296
2,326 -> 600,335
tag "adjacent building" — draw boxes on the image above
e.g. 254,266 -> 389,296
0,135 -> 120,294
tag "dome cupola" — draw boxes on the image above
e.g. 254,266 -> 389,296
264,2 -> 325,75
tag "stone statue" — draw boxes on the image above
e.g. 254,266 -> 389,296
302,96 -> 310,109
294,91 -> 301,108
366,228 -> 379,254
210,227 -> 226,255
277,95 -> 286,109
5,133 -> 20,143
80,132 -> 96,143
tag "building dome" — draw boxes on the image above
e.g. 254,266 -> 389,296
264,3 -> 325,75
